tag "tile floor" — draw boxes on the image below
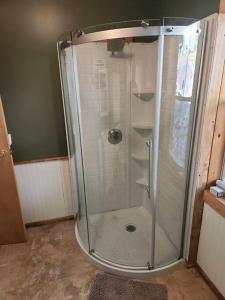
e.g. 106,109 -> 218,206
0,220 -> 216,300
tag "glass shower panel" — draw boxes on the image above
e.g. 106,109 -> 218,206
74,37 -> 158,267
155,21 -> 204,267
59,46 -> 90,250
75,41 -> 133,266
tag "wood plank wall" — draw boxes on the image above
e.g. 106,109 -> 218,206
207,63 -> 225,184
188,14 -> 225,265
220,0 -> 225,13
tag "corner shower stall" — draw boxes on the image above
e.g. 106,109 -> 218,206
58,19 -> 205,276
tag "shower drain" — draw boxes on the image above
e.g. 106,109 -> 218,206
125,224 -> 136,232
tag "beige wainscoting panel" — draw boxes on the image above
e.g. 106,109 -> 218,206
15,159 -> 75,223
197,203 -> 225,297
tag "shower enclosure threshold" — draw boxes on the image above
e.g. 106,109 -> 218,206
75,206 -> 184,278
75,223 -> 184,278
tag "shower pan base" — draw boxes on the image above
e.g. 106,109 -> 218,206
75,207 -> 185,278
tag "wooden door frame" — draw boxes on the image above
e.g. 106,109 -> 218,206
0,97 -> 26,244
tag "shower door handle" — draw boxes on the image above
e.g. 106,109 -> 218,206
145,138 -> 152,198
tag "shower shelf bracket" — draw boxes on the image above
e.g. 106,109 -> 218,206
133,92 -> 154,101
136,178 -> 148,187
132,122 -> 153,130
131,152 -> 148,162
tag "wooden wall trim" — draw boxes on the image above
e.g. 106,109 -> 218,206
196,264 -> 224,299
14,156 -> 68,165
207,62 -> 225,185
25,215 -> 75,227
188,14 -> 225,265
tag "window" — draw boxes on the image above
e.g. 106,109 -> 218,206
169,22 -> 199,168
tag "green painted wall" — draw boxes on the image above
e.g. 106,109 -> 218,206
0,0 -> 220,161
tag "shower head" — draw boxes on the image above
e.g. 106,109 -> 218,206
107,38 -> 125,55
107,38 -> 132,58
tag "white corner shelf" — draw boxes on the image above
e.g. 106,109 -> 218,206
133,92 -> 154,101
131,152 -> 148,162
132,122 -> 153,130
136,178 -> 148,187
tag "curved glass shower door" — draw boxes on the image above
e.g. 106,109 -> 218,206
58,19 -> 205,272
73,35 -> 159,268
154,21 -> 205,267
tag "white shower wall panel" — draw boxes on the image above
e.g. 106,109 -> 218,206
67,41 -> 159,215
75,43 -> 131,214
129,42 -> 157,211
